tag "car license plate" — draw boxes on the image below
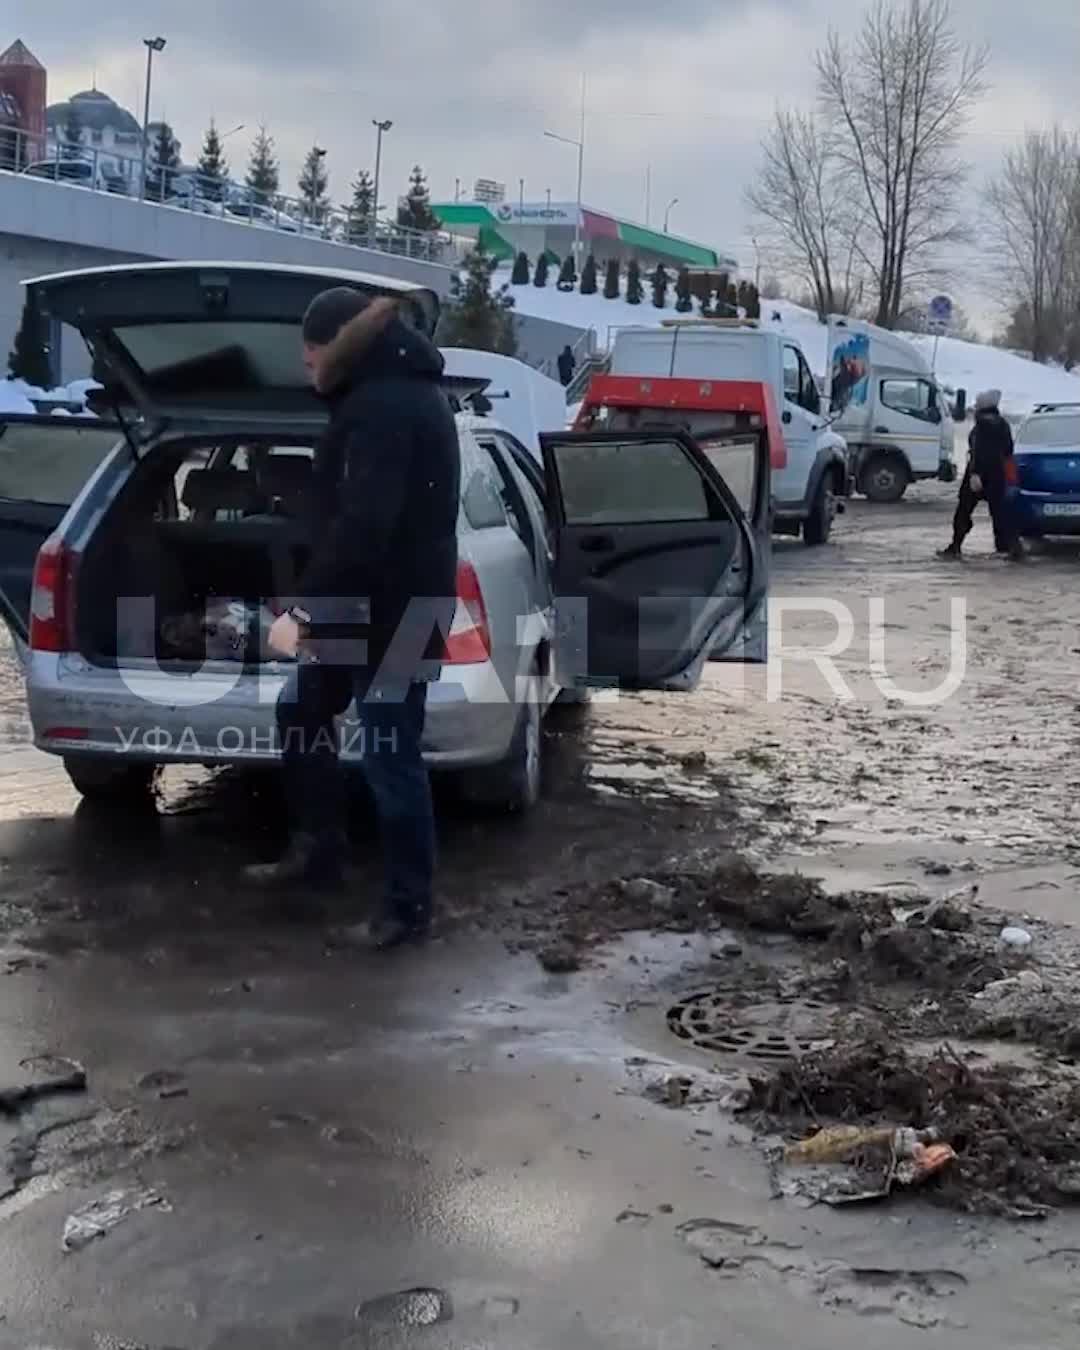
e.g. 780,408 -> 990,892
1042,503 -> 1080,516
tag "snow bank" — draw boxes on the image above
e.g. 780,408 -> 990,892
501,266 -> 1080,420
0,381 -> 35,415
0,377 -> 102,418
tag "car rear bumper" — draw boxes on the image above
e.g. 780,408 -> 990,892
1012,490 -> 1080,535
25,655 -> 521,771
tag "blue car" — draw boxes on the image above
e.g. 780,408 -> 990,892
1010,403 -> 1080,538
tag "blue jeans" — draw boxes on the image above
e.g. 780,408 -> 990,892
276,660 -> 435,924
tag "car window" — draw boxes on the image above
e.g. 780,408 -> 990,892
0,421 -> 120,506
459,436 -> 509,531
797,352 -> 820,413
1018,414 -> 1080,448
782,346 -> 801,401
881,378 -> 938,422
552,438 -> 723,526
698,434 -> 758,516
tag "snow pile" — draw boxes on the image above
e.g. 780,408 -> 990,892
502,266 -> 1080,420
0,381 -> 36,415
0,377 -> 102,417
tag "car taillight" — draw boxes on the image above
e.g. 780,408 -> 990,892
444,561 -> 491,665
29,535 -> 75,653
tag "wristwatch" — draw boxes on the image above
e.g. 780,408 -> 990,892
288,606 -> 311,626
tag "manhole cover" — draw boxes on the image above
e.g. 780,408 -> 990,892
667,990 -> 835,1063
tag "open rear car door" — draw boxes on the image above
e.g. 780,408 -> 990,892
540,424 -> 770,692
0,415 -> 123,658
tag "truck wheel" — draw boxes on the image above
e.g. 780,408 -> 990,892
803,477 -> 837,547
64,757 -> 158,803
860,453 -> 909,503
459,678 -> 543,814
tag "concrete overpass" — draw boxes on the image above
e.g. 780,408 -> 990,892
1,171 -> 456,384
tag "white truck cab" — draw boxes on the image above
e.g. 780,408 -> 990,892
824,316 -> 960,503
606,320 -> 849,545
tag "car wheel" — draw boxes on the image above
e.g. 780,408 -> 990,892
459,677 -> 543,814
803,476 -> 837,547
860,453 -> 909,503
64,757 -> 158,803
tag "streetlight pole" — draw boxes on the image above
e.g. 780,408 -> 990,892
545,74 -> 586,270
664,197 -> 679,233
139,36 -> 166,201
372,118 -> 392,224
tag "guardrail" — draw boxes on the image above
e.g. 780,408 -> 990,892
0,124 -> 460,265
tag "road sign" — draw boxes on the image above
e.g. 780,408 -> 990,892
928,295 -> 953,330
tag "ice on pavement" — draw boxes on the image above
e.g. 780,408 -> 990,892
502,265 -> 1080,419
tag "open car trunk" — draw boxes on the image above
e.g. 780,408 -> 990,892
76,439 -> 321,669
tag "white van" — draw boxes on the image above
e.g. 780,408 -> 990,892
607,321 -> 849,545
824,316 -> 959,502
439,349 -> 566,459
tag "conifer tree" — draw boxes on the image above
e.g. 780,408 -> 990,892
604,258 -> 621,299
398,165 -> 439,231
675,266 -> 694,313
580,253 -> 598,295
534,253 -> 551,288
512,251 -> 531,285
651,264 -> 669,309
197,119 -> 228,201
298,145 -> 330,221
246,125 -> 280,202
7,297 -> 52,389
347,170 -> 375,243
438,249 -> 518,355
556,255 -> 577,293
626,258 -> 644,305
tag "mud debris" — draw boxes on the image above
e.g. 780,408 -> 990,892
537,942 -> 582,975
746,1039 -> 1080,1217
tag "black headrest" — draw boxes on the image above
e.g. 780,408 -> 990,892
258,455 -> 314,498
181,468 -> 260,514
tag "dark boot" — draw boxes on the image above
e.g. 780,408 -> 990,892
331,906 -> 431,953
937,542 -> 963,560
1007,539 -> 1026,562
244,831 -> 345,891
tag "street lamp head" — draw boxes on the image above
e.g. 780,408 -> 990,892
373,119 -> 393,133
145,36 -> 167,52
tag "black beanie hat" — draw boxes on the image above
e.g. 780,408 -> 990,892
301,287 -> 372,346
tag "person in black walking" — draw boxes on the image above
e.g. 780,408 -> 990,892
939,388 -> 1024,561
246,290 -> 460,951
557,344 -> 576,388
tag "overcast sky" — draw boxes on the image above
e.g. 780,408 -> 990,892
10,0 -> 1080,334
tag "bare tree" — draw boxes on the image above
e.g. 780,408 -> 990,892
989,128 -> 1080,362
746,109 -> 864,321
817,0 -> 987,328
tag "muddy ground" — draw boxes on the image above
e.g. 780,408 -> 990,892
0,486 -> 1079,1346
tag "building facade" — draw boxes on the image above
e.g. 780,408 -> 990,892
0,39 -> 47,163
433,199 -> 737,274
45,88 -> 144,185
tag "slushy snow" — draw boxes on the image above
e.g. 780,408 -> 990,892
502,266 -> 1080,419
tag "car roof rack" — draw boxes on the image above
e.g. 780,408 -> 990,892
1031,401 -> 1080,414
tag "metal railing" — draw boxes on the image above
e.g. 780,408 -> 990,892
0,124 -> 460,265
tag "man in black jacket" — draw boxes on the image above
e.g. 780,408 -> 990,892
939,388 -> 1024,561
246,289 -> 461,950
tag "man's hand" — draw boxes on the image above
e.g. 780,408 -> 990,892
970,473 -> 982,494
268,612 -> 302,659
